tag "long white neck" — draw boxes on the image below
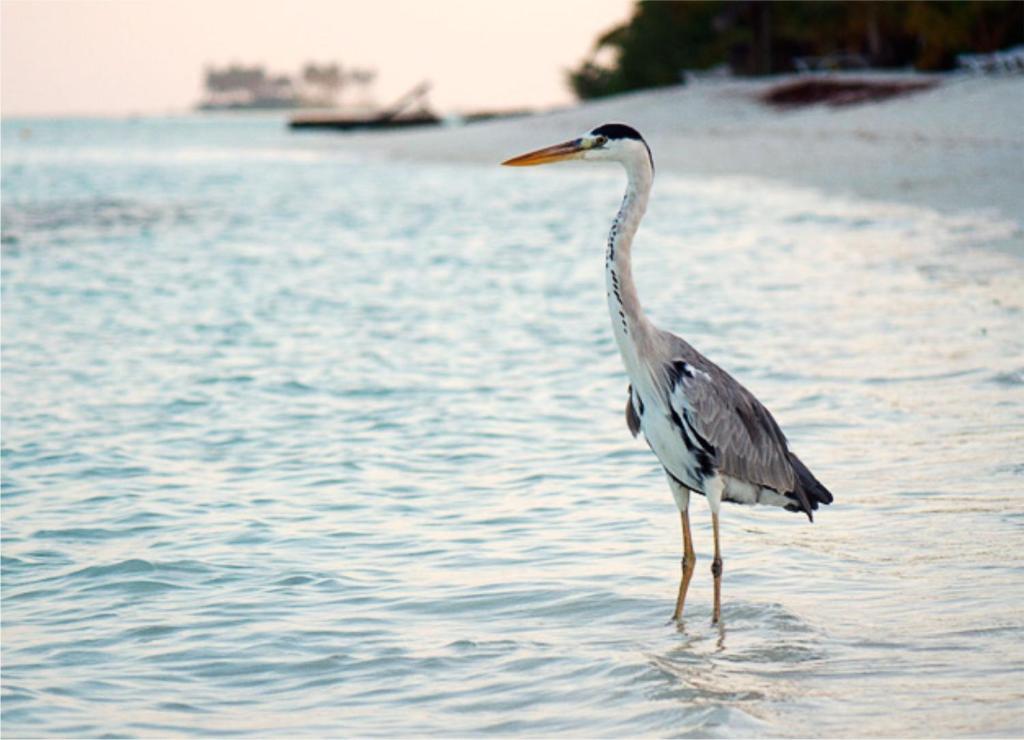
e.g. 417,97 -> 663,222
605,156 -> 654,364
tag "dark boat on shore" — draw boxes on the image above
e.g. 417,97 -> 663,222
289,81 -> 440,131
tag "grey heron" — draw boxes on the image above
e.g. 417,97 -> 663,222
502,124 -> 833,624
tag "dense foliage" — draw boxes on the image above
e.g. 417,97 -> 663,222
569,1 -> 1024,99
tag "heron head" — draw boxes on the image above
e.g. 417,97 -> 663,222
502,123 -> 653,172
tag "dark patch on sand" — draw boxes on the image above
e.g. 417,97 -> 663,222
762,78 -> 937,108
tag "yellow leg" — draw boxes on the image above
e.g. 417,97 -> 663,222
671,510 -> 697,621
711,511 -> 723,624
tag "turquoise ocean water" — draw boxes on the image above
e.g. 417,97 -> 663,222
2,116 -> 1023,736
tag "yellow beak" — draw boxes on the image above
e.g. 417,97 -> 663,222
501,138 -> 584,166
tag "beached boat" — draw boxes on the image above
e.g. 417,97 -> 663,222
289,81 -> 440,131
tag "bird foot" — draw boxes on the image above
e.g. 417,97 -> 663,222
667,610 -> 691,628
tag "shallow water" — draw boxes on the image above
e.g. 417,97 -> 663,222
2,116 -> 1023,737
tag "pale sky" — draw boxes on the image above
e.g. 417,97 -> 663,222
1,0 -> 634,117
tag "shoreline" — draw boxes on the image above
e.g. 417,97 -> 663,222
330,73 -> 1024,228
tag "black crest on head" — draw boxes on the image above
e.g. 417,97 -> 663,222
591,123 -> 645,141
591,123 -> 654,173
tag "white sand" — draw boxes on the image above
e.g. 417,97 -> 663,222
334,73 -> 1024,224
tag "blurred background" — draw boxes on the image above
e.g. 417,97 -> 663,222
3,1 -> 1023,737
2,0 -> 634,116
3,1 -> 1023,115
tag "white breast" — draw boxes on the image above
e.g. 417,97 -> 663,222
630,374 -> 705,494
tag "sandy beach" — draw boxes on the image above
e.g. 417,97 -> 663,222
336,73 -> 1024,226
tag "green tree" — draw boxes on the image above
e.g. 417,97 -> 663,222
569,2 -> 727,98
569,1 -> 1024,100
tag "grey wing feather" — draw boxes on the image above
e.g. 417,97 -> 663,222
664,340 -> 795,494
